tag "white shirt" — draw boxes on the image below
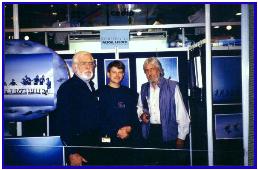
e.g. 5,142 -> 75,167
137,84 -> 190,140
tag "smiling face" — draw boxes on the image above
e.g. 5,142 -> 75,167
72,52 -> 95,81
107,66 -> 124,88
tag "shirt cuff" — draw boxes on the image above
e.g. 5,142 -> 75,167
177,133 -> 187,140
177,124 -> 190,140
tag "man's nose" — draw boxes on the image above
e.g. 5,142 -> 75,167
85,64 -> 92,69
146,71 -> 151,76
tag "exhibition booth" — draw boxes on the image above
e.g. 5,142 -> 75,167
3,3 -> 253,167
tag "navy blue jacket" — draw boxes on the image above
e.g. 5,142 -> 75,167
96,85 -> 141,145
52,74 -> 100,147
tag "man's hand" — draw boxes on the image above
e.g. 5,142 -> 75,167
69,153 -> 87,166
117,126 -> 132,139
140,113 -> 150,124
176,138 -> 185,149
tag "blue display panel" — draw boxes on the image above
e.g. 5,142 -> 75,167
5,53 -> 54,107
136,57 -> 179,93
212,56 -> 241,104
215,113 -> 243,139
4,40 -> 69,122
4,136 -> 64,166
104,58 -> 130,87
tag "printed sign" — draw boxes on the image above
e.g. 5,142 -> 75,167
100,30 -> 129,49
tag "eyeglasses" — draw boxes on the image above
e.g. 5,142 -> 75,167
78,61 -> 95,67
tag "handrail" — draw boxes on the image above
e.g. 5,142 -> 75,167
5,22 -> 240,33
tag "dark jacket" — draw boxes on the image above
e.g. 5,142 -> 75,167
52,74 -> 100,147
96,85 -> 141,145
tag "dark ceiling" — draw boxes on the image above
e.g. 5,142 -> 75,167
4,4 -> 241,28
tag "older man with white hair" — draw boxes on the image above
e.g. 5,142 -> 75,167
53,51 -> 99,166
137,57 -> 190,149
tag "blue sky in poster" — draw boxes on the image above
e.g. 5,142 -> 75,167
104,59 -> 130,88
4,53 -> 54,106
5,54 -> 53,85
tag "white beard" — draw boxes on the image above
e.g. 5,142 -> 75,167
77,71 -> 93,81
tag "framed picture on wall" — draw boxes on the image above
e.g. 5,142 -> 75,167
4,53 -> 56,122
136,57 -> 179,93
104,58 -> 130,88
64,59 -> 98,90
5,54 -> 54,107
212,56 -> 241,104
215,113 -> 243,140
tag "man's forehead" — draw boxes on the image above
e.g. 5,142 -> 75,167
110,67 -> 124,72
145,63 -> 157,69
78,55 -> 94,62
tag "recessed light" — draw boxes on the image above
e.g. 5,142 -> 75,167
133,8 -> 142,13
137,31 -> 142,36
226,25 -> 232,30
24,36 -> 30,40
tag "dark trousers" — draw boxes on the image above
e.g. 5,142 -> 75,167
148,124 -> 163,145
142,124 -> 186,165
144,124 -> 176,148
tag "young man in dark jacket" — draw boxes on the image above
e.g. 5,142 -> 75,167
96,60 -> 141,146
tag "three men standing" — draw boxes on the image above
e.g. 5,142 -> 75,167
54,52 -> 190,165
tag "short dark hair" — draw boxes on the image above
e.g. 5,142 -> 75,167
107,60 -> 125,73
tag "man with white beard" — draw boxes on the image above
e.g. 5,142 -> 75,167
54,51 -> 100,166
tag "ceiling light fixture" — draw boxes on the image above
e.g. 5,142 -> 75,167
226,25 -> 232,30
24,36 -> 30,41
132,8 -> 142,13
214,26 -> 220,29
137,31 -> 142,36
236,12 -> 242,16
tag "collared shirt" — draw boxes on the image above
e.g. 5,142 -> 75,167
85,81 -> 93,92
149,84 -> 161,124
137,84 -> 190,140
